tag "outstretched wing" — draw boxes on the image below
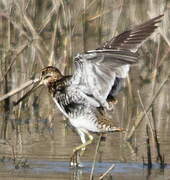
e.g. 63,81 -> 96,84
98,14 -> 163,52
71,49 -> 138,106
70,15 -> 163,107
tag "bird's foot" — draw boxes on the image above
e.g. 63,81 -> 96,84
102,101 -> 113,111
110,98 -> 118,105
108,97 -> 118,105
70,150 -> 81,168
106,103 -> 113,111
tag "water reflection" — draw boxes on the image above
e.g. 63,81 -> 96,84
0,158 -> 169,180
71,168 -> 83,180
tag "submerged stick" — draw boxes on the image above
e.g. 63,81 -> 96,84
99,163 -> 115,180
138,88 -> 165,169
146,124 -> 152,169
0,79 -> 39,102
90,134 -> 102,180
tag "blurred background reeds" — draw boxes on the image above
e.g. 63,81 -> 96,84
0,0 -> 170,175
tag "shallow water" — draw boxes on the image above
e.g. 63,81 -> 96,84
0,160 -> 170,180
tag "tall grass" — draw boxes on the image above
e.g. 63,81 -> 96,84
0,0 -> 169,166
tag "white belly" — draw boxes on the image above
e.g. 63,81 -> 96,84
69,116 -> 99,132
53,97 -> 99,132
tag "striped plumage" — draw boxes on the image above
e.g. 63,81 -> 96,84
44,72 -> 122,132
98,15 -> 163,51
41,15 -> 163,167
17,15 -> 163,167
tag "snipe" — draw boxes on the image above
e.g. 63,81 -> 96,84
16,15 -> 163,167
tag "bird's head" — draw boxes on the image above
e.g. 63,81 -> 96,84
13,66 -> 63,106
39,66 -> 63,86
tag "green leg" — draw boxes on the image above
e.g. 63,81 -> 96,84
70,129 -> 94,167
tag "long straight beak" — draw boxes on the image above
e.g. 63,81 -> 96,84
14,79 -> 43,106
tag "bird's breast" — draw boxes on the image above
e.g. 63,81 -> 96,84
53,91 -> 81,118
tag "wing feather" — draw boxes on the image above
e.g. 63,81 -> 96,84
70,15 -> 163,108
98,14 -> 163,51
71,50 -> 138,106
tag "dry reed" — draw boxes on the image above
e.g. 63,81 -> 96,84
0,0 -> 169,174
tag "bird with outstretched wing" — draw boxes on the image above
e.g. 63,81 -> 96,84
14,14 -> 163,167
70,14 -> 163,110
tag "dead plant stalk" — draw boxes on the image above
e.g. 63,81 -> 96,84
126,72 -> 170,140
90,134 -> 102,180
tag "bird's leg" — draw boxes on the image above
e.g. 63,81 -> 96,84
70,150 -> 80,167
70,129 -> 86,167
70,129 -> 94,167
73,132 -> 93,153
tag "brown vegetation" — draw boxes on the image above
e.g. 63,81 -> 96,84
0,0 -> 170,174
